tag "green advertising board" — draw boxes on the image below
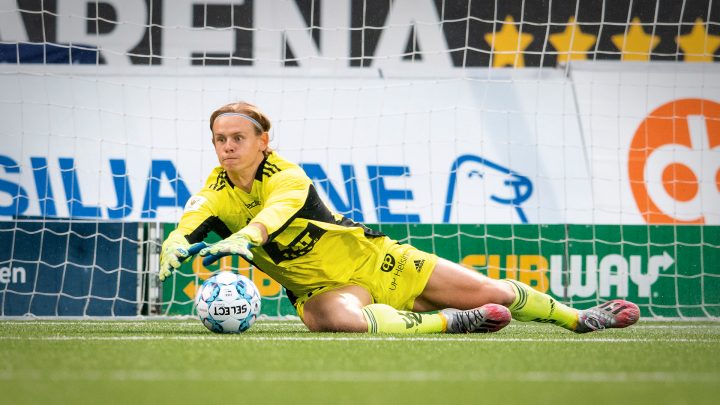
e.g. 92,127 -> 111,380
163,224 -> 719,318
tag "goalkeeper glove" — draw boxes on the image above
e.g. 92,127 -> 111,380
198,226 -> 262,266
159,232 -> 207,281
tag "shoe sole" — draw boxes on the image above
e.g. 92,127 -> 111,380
476,303 -> 512,333
599,299 -> 640,328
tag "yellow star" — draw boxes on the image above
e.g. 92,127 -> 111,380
484,15 -> 534,67
611,17 -> 661,61
676,18 -> 720,62
548,17 -> 597,63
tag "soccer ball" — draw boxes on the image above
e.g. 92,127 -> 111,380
195,272 -> 261,333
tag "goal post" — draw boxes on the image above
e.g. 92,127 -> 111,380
0,0 -> 718,319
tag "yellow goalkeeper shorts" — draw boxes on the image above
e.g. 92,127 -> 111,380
292,236 -> 438,320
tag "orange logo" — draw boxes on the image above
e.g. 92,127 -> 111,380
629,98 -> 720,224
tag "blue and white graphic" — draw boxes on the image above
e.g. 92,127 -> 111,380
443,155 -> 533,224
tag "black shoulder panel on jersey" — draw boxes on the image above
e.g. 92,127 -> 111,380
209,170 -> 234,191
185,216 -> 233,243
266,184 -> 334,242
254,156 -> 282,181
297,184 -> 336,223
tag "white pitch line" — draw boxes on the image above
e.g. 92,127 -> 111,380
0,335 -> 717,343
0,320 -> 720,330
1,320 -> 718,329
0,369 -> 716,383
0,321 -> 298,327
628,324 -> 720,330
0,321 -> 197,327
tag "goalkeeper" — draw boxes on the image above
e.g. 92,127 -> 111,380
160,101 -> 640,334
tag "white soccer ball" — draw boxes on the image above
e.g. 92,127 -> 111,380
195,272 -> 261,333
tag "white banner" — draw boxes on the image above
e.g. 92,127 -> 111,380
0,68 -> 593,224
2,63 -> 717,224
572,62 -> 720,224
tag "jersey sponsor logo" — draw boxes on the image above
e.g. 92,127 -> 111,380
629,98 -> 720,224
263,223 -> 326,263
245,200 -> 260,209
380,254 -> 396,272
184,195 -> 207,212
388,253 -> 408,291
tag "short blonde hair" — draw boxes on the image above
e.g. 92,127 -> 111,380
209,101 -> 273,154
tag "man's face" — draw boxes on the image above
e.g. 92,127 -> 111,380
211,115 -> 267,173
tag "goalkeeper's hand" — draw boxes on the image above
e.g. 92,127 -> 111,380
159,233 -> 207,281
198,227 -> 263,266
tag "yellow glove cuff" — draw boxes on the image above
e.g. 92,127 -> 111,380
165,231 -> 189,248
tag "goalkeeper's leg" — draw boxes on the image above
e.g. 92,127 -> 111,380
362,303 -> 510,333
415,258 -> 639,332
502,279 -> 640,332
414,258 -> 577,329
301,262 -> 574,333
300,262 -> 638,334
300,285 -> 448,333
300,285 -> 510,334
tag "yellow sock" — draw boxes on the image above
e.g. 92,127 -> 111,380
361,304 -> 446,333
504,279 -> 578,330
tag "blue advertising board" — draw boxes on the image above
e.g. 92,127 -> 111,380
0,221 -> 139,316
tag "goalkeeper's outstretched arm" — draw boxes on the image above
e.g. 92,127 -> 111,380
198,223 -> 267,266
159,190 -> 220,281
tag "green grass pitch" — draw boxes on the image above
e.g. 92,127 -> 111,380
1,319 -> 719,405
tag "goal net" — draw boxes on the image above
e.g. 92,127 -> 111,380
1,0 -> 718,319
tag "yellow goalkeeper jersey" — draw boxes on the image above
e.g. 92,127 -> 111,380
175,152 -> 386,302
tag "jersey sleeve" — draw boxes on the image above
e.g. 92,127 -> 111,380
251,167 -> 312,239
174,171 -> 232,243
